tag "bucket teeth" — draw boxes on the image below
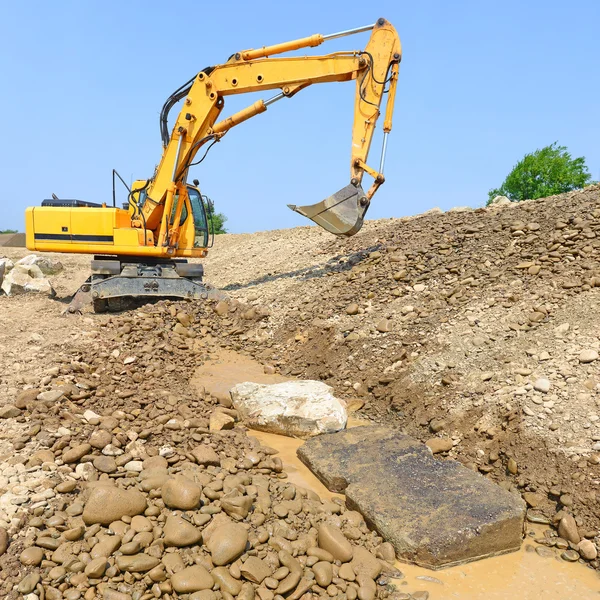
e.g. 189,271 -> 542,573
288,183 -> 369,237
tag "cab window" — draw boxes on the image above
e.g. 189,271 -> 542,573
169,195 -> 188,226
188,188 -> 209,248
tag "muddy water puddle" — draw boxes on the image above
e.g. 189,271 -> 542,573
195,350 -> 600,599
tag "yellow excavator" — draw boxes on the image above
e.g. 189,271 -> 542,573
25,18 -> 401,311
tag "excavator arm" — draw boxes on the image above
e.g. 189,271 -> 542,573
140,17 -> 401,243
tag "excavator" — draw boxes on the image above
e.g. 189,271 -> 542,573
25,18 -> 401,312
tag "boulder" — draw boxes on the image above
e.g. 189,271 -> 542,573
1,264 -> 54,296
230,380 -> 347,438
0,258 -> 14,272
16,254 -> 63,274
298,426 -> 525,569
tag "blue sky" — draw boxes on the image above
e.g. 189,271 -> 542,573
1,1 -> 598,233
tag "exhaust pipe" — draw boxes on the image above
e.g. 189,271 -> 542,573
288,182 -> 369,237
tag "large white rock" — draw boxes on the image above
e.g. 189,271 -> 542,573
0,258 -> 14,271
0,258 -> 13,289
17,254 -> 63,275
230,380 -> 347,438
1,264 -> 54,296
489,195 -> 511,206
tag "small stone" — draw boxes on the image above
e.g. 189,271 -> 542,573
164,515 -> 202,547
561,549 -> 579,562
0,405 -> 21,418
192,445 -> 220,467
313,561 -> 333,587
83,485 -> 147,525
210,411 -> 235,431
339,563 -> 356,581
522,492 -> 543,508
37,389 -> 64,403
15,388 -> 39,409
346,304 -> 359,316
56,480 -> 77,493
190,592 -> 217,600
90,430 -> 112,449
535,546 -> 554,558
0,528 -> 8,556
207,522 -> 248,565
91,534 -> 122,558
93,456 -> 117,474
18,573 -> 41,594
578,539 -> 598,561
558,514 -> 580,544
212,566 -> 243,595
85,556 -> 109,578
214,301 -> 230,317
240,556 -> 272,584
376,542 -> 396,562
162,476 -> 202,510
351,547 -> 382,579
579,349 -> 599,364
507,458 -> 518,474
221,495 -> 253,519
172,565 -> 214,593
426,438 -> 453,454
318,524 -> 353,562
376,319 -> 391,333
103,590 -> 132,600
116,554 -> 161,572
130,515 -> 152,532
20,546 -> 44,566
429,419 -> 445,433
533,378 -> 551,393
62,443 -> 92,464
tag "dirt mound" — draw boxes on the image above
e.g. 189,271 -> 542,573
201,185 -> 600,535
1,185 -> 600,595
0,233 -> 25,247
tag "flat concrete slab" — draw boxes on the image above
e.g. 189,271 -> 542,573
297,426 -> 525,569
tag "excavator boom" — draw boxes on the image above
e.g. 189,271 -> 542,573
144,17 -> 401,238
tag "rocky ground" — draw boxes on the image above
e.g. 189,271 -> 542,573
1,184 -> 600,598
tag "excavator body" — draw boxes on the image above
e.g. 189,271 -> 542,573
25,18 -> 401,311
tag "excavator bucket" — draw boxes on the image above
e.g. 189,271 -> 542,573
288,183 -> 369,237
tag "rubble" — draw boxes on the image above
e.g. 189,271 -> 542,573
0,263 -> 54,296
16,254 -> 63,275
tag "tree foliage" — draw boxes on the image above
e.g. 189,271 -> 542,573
210,212 -> 228,235
0,229 -> 17,234
206,198 -> 228,235
488,142 -> 592,204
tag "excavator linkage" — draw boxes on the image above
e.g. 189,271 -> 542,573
288,183 -> 369,237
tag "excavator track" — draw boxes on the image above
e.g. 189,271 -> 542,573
64,257 -> 226,314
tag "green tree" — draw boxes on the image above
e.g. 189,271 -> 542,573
206,198 -> 228,234
0,229 -> 17,234
488,142 -> 593,204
